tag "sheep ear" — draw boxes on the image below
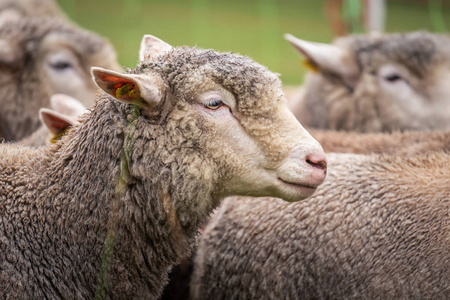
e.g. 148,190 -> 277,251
284,33 -> 357,79
139,35 -> 173,61
50,94 -> 86,117
39,108 -> 74,136
91,67 -> 164,109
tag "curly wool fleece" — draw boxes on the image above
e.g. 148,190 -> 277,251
0,43 -> 309,299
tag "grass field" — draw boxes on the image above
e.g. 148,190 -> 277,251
58,0 -> 450,85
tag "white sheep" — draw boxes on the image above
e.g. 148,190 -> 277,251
191,151 -> 450,299
285,31 -> 450,132
0,17 -> 121,142
0,35 -> 326,299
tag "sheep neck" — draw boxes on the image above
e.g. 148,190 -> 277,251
42,97 -> 210,297
94,102 -> 140,300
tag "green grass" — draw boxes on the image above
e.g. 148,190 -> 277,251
58,0 -> 450,85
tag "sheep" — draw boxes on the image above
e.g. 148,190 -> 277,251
0,17 -> 121,142
285,31 -> 450,132
16,94 -> 86,147
0,34 -> 327,299
309,129 -> 450,156
191,151 -> 450,300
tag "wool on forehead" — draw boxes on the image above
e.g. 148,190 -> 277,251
350,32 -> 450,78
0,17 -> 107,55
133,47 -> 283,106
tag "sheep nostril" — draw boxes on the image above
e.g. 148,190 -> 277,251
305,154 -> 327,171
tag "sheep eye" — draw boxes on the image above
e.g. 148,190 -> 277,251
384,73 -> 402,82
203,99 -> 223,110
50,61 -> 72,70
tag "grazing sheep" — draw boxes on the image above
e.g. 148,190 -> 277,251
285,31 -> 450,132
309,129 -> 450,156
16,94 -> 86,147
191,151 -> 450,300
0,17 -> 121,142
0,35 -> 327,299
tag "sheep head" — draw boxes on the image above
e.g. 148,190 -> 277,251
286,32 -> 450,132
0,18 -> 121,141
92,35 -> 326,204
36,24 -> 122,107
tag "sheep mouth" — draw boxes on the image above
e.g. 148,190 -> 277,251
277,177 -> 318,190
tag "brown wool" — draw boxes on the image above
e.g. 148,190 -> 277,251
192,151 -> 450,299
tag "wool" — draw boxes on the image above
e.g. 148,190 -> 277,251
309,129 -> 450,156
192,151 -> 450,299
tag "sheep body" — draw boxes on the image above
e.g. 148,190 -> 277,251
0,38 -> 323,299
191,151 -> 450,299
309,129 -> 450,156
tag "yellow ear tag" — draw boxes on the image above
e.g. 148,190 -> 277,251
115,84 -> 137,98
50,128 -> 68,144
302,59 -> 320,73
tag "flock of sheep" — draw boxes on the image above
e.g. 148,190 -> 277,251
0,1 -> 448,299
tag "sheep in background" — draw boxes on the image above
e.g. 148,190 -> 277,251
17,94 -> 86,147
191,151 -> 450,299
0,35 -> 327,299
285,31 -> 450,132
0,17 -> 121,142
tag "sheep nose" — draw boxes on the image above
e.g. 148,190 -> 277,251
306,153 -> 327,172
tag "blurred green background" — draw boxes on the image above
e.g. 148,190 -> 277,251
57,0 -> 450,85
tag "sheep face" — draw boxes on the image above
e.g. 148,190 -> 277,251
36,29 -> 121,108
93,35 -> 326,204
286,32 -> 450,132
0,18 -> 121,141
